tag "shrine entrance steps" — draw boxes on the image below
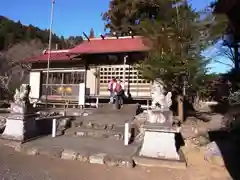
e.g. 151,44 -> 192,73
2,104 -> 187,169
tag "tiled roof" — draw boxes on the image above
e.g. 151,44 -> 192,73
24,50 -> 78,62
68,36 -> 149,54
25,36 -> 149,62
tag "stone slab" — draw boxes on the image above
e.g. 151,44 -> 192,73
76,151 -> 89,162
2,119 -> 25,141
61,149 -> 79,160
64,127 -> 124,140
142,124 -> 181,133
71,104 -> 136,128
104,155 -> 134,168
139,131 -> 180,160
37,146 -> 64,158
7,135 -> 138,168
25,147 -> 39,156
2,114 -> 38,142
134,144 -> 186,169
89,153 -> 106,164
133,153 -> 186,169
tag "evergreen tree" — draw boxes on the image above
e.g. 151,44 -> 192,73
205,1 -> 228,44
102,0 -> 163,35
0,15 -> 84,51
60,36 -> 66,49
104,0 -> 210,94
142,1 -> 210,93
25,26 -> 32,40
89,28 -> 95,38
66,36 -> 83,48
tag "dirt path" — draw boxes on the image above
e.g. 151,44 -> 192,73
182,146 -> 231,180
0,145 -> 188,180
0,143 -> 232,180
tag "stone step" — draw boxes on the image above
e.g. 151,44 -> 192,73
71,120 -> 116,130
70,118 -> 134,131
15,135 -> 138,168
133,148 -> 187,169
64,126 -> 124,140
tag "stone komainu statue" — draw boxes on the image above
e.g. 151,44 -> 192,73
151,79 -> 172,109
13,84 -> 31,105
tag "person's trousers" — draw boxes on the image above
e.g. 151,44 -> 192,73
109,91 -> 114,103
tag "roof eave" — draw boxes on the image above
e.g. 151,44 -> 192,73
68,49 -> 149,55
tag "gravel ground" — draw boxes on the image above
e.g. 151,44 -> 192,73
0,144 -> 188,180
0,144 -> 232,180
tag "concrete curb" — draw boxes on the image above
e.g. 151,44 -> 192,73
61,149 -> 78,160
3,142 -> 134,168
64,128 -> 124,140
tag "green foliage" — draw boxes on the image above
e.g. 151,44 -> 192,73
194,73 -> 219,100
0,16 -> 84,99
136,1 -> 210,94
103,0 -> 214,95
223,68 -> 240,91
65,36 -> 83,48
206,1 -> 229,43
89,28 -> 95,38
0,16 -> 83,51
102,0 -> 172,35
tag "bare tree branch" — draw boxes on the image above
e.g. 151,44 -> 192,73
212,42 -> 236,68
215,60 -> 234,68
0,40 -> 44,96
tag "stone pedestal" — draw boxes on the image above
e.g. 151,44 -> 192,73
134,124 -> 186,168
2,103 -> 38,142
147,109 -> 173,124
134,80 -> 186,167
139,130 -> 179,160
134,108 -> 186,167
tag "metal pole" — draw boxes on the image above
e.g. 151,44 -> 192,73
123,55 -> 127,90
45,0 -> 55,106
52,118 -> 56,137
124,122 -> 129,146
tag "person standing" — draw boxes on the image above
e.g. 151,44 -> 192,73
108,78 -> 116,104
114,79 -> 124,106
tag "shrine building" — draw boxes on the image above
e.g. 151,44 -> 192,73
25,36 -> 152,105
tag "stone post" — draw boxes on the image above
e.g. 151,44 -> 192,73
2,85 -> 38,142
2,103 -> 38,142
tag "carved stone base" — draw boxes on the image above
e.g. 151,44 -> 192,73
147,109 -> 173,124
139,131 -> 179,160
2,114 -> 38,142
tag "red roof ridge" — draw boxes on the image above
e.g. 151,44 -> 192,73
42,49 -> 70,54
68,35 -> 148,54
89,35 -> 143,41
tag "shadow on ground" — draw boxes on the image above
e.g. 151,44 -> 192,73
175,133 -> 185,152
208,129 -> 240,180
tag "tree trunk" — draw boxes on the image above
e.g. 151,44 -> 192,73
234,45 -> 239,69
177,95 -> 184,123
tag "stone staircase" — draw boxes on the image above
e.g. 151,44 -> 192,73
3,104 -> 187,169
45,105 -> 139,167
63,104 -> 138,141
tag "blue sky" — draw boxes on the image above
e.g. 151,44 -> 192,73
0,0 -> 230,73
